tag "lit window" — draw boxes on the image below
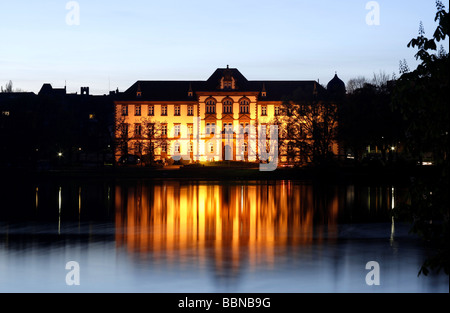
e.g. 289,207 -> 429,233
206,99 -> 216,114
174,124 -> 181,137
261,106 -> 267,116
224,123 -> 233,134
240,99 -> 250,114
240,123 -> 249,134
161,105 -> 168,116
122,105 -> 128,116
121,123 -> 129,137
148,105 -> 154,116
135,105 -> 141,116
147,123 -> 155,136
223,99 -> 233,114
274,106 -> 280,116
89,114 -> 95,120
260,124 -> 267,137
135,124 -> 142,136
224,81 -> 232,90
135,142 -> 142,154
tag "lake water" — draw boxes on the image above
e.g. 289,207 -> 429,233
0,178 -> 448,293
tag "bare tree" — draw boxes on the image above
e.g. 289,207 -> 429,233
141,117 -> 169,165
1,81 -> 13,93
114,114 -> 132,163
372,70 -> 392,88
346,76 -> 369,94
0,81 -> 25,93
279,91 -> 339,166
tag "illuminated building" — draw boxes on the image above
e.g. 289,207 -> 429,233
114,66 -> 345,165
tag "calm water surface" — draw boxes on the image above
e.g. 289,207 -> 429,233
0,179 -> 448,293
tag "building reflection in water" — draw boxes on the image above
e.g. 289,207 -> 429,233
114,181 -> 344,280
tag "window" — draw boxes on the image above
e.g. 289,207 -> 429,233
188,106 -> 194,116
135,105 -> 141,116
188,124 -> 194,136
148,105 -> 154,116
260,124 -> 268,138
174,105 -> 181,116
134,142 -> 142,155
223,99 -> 233,114
121,123 -> 129,137
240,123 -> 249,134
147,123 -> 155,136
162,124 -> 167,136
188,142 -> 193,153
161,143 -> 167,153
240,99 -> 250,114
89,114 -> 95,120
224,81 -> 232,90
206,123 -> 216,135
261,106 -> 267,116
161,105 -> 168,116
135,124 -> 142,136
224,123 -> 233,134
174,124 -> 181,137
206,99 -> 216,114
274,106 -> 280,116
122,105 -> 128,116
209,142 -> 215,153
174,142 -> 181,154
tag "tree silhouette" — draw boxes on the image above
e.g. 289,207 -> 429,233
278,87 -> 338,166
393,0 -> 449,276
1,81 -> 13,93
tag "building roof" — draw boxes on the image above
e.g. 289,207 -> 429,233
38,84 -> 67,96
327,74 -> 346,94
117,68 -> 328,102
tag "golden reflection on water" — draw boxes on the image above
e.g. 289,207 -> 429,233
114,181 -> 341,270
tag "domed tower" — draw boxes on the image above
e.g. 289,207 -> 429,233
327,72 -> 346,101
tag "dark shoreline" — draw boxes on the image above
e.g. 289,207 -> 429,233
3,164 -> 443,186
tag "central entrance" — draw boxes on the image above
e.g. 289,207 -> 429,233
222,131 -> 236,161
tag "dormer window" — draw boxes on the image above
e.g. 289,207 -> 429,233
136,83 -> 142,98
261,83 -> 267,97
224,81 -> 232,90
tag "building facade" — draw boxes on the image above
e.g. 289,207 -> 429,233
114,67 -> 344,165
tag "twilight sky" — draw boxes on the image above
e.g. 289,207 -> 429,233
1,0 -> 448,95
